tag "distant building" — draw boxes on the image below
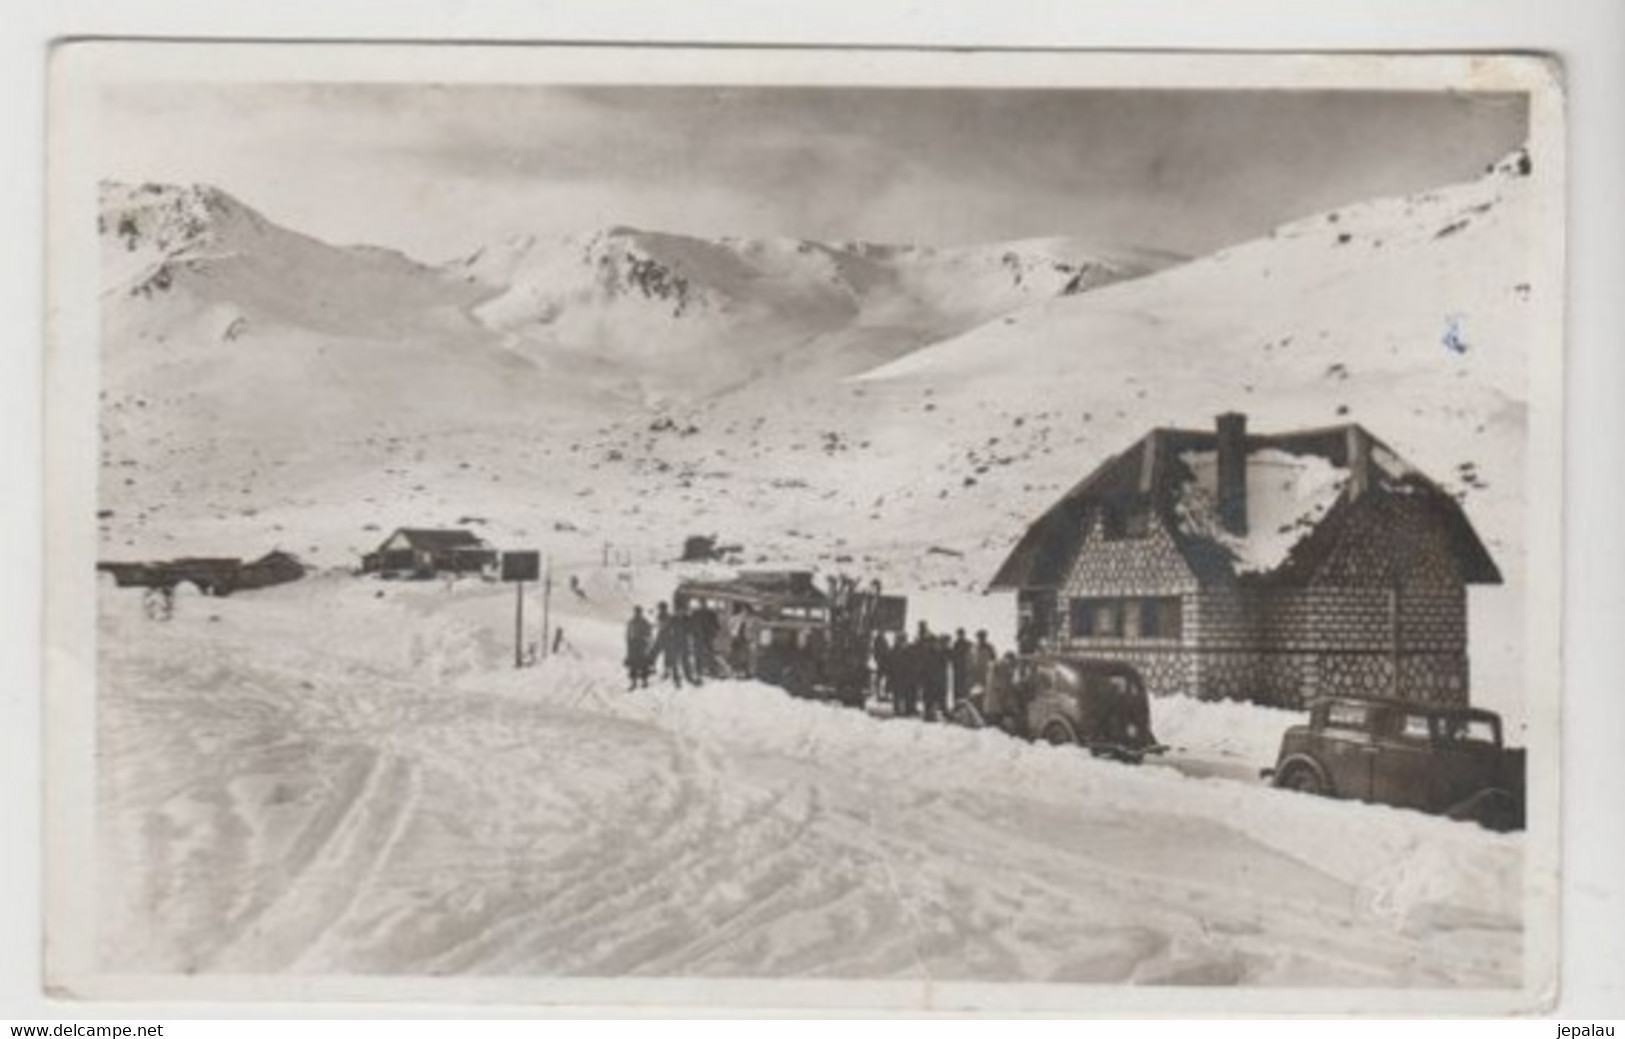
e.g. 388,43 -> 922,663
989,413 -> 1501,707
95,550 -> 306,596
361,528 -> 497,579
236,550 -> 306,591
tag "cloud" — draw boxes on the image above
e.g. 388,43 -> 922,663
99,82 -> 1529,261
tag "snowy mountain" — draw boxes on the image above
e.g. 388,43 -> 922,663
98,180 -> 1172,439
831,146 -> 1539,718
446,225 -> 1175,402
97,154 -> 1540,723
847,146 -> 1537,568
96,180 -> 1174,561
444,149 -> 1536,719
101,182 -> 489,339
90,159 -> 1545,985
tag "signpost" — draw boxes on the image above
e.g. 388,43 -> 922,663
541,558 -> 553,661
501,551 -> 541,669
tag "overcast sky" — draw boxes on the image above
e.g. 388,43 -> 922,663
100,83 -> 1528,263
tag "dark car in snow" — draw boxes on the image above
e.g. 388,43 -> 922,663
1264,696 -> 1525,831
954,657 -> 1163,764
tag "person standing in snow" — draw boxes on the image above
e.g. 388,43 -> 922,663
654,601 -> 684,688
971,630 -> 998,695
889,629 -> 917,717
950,628 -> 973,708
870,631 -> 892,701
1017,612 -> 1042,655
921,634 -> 951,721
625,606 -> 653,689
672,600 -> 701,686
985,651 -> 1021,733
692,602 -> 721,677
726,605 -> 753,678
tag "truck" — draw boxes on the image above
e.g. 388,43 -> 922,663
673,570 -> 906,708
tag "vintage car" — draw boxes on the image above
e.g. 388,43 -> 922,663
1264,696 -> 1525,831
954,657 -> 1163,764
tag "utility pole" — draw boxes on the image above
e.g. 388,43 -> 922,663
514,578 -> 525,670
541,555 -> 554,660
501,549 -> 541,669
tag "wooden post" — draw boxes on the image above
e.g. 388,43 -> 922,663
541,556 -> 553,660
514,579 -> 525,669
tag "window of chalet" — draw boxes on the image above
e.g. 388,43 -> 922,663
1096,505 -> 1127,540
1139,597 -> 1183,639
1069,596 -> 1182,640
1123,507 -> 1153,539
1096,503 -> 1152,540
1069,597 -> 1123,638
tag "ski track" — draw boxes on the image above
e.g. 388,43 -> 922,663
95,582 -> 1522,986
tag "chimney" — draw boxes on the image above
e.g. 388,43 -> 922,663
1216,412 -> 1248,536
1346,425 -> 1371,499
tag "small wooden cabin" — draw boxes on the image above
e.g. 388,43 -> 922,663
361,528 -> 497,579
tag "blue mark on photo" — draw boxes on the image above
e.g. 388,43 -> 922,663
1442,314 -> 1469,355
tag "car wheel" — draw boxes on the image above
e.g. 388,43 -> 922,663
1460,789 -> 1522,833
1104,712 -> 1146,748
1040,719 -> 1077,746
1279,762 -> 1326,796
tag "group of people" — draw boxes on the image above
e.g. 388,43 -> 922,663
623,600 -> 724,689
871,624 -> 1004,722
622,602 -> 1029,730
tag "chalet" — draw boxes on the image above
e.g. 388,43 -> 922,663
361,528 -> 497,579
989,413 -> 1501,707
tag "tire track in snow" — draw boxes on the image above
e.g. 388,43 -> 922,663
97,587 -> 1522,985
210,748 -> 421,972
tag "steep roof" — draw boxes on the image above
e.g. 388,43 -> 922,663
388,528 -> 488,551
989,421 -> 1501,591
249,549 -> 305,567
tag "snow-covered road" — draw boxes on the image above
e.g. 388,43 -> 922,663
94,573 -> 1522,986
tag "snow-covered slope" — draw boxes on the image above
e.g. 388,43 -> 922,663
97,154 -> 1541,724
827,149 -> 1538,719
95,181 -> 1172,565
460,151 -> 1537,721
98,182 -> 576,537
446,226 -> 1173,402
90,159 -> 1544,988
95,571 -> 1521,985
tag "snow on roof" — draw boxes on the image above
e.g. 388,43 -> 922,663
390,528 -> 488,550
1174,447 -> 1349,575
1370,443 -> 1416,481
